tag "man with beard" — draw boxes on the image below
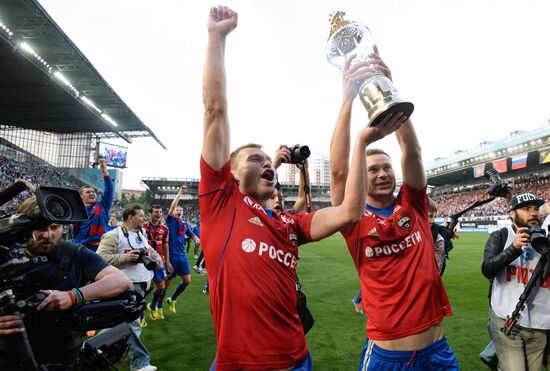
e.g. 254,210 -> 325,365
482,192 -> 547,371
73,158 -> 114,251
329,51 -> 458,369
164,186 -> 200,314
0,196 -> 132,369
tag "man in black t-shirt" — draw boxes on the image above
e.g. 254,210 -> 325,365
0,197 -> 132,369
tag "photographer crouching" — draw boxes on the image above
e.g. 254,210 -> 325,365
481,192 -> 548,371
97,204 -> 162,371
0,193 -> 133,369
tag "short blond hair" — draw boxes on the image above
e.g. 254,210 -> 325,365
79,185 -> 94,195
230,143 -> 262,169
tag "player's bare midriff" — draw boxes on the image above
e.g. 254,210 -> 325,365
373,322 -> 444,351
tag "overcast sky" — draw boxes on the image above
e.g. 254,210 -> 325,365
39,0 -> 550,189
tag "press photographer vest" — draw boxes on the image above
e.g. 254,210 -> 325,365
116,226 -> 154,282
491,225 -> 550,329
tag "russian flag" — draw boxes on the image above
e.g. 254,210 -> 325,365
511,154 -> 527,170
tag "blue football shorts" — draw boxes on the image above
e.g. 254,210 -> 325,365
169,254 -> 191,277
358,336 -> 459,371
153,266 -> 167,282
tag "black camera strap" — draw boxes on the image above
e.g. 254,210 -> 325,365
53,241 -> 79,284
120,225 -> 144,250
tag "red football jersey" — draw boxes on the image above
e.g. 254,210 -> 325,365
199,157 -> 313,371
342,184 -> 452,340
143,222 -> 169,262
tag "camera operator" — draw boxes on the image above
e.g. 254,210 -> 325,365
0,196 -> 133,369
97,203 -> 162,371
481,192 -> 547,371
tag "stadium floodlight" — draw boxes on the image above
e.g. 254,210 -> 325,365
101,113 -> 118,127
537,139 -> 542,143
81,96 -> 102,114
54,71 -> 71,86
20,42 -> 35,55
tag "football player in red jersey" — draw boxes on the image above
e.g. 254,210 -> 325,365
144,204 -> 171,320
330,51 -> 458,370
200,6 -> 403,371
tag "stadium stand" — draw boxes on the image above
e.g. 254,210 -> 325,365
426,122 -> 550,227
0,0 -> 163,213
140,177 -> 331,218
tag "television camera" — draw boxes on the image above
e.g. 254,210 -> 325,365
0,181 -> 144,370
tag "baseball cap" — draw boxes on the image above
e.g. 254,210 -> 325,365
508,192 -> 544,212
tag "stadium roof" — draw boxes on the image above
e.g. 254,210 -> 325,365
0,0 -> 166,148
426,121 -> 550,171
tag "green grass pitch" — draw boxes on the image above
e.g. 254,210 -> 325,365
130,232 -> 491,370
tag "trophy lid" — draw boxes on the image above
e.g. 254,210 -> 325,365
326,12 -> 372,70
328,11 -> 350,39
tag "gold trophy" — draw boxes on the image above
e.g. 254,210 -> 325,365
326,11 -> 414,126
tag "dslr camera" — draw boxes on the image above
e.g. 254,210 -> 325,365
485,168 -> 513,197
136,247 -> 156,271
282,145 -> 310,165
527,226 -> 550,255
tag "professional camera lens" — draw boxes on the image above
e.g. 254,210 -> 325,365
528,226 -> 550,253
484,169 -> 512,197
136,248 -> 157,271
46,199 -> 69,218
43,196 -> 71,219
485,169 -> 503,185
290,145 -> 310,164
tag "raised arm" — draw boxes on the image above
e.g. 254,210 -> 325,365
169,185 -> 187,216
395,120 -> 425,190
202,6 -> 238,170
292,160 -> 309,213
99,158 -> 114,211
330,50 -> 388,206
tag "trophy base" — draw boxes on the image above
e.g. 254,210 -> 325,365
369,101 -> 414,127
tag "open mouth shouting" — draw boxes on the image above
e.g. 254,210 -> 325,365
261,169 -> 276,186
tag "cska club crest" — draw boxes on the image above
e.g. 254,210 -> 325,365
396,212 -> 412,231
288,229 -> 298,247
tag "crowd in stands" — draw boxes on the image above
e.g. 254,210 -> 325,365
0,154 -> 87,211
432,171 -> 550,218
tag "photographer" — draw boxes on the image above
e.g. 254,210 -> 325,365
97,204 -> 162,371
0,196 -> 133,369
481,192 -> 546,371
272,144 -> 310,213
